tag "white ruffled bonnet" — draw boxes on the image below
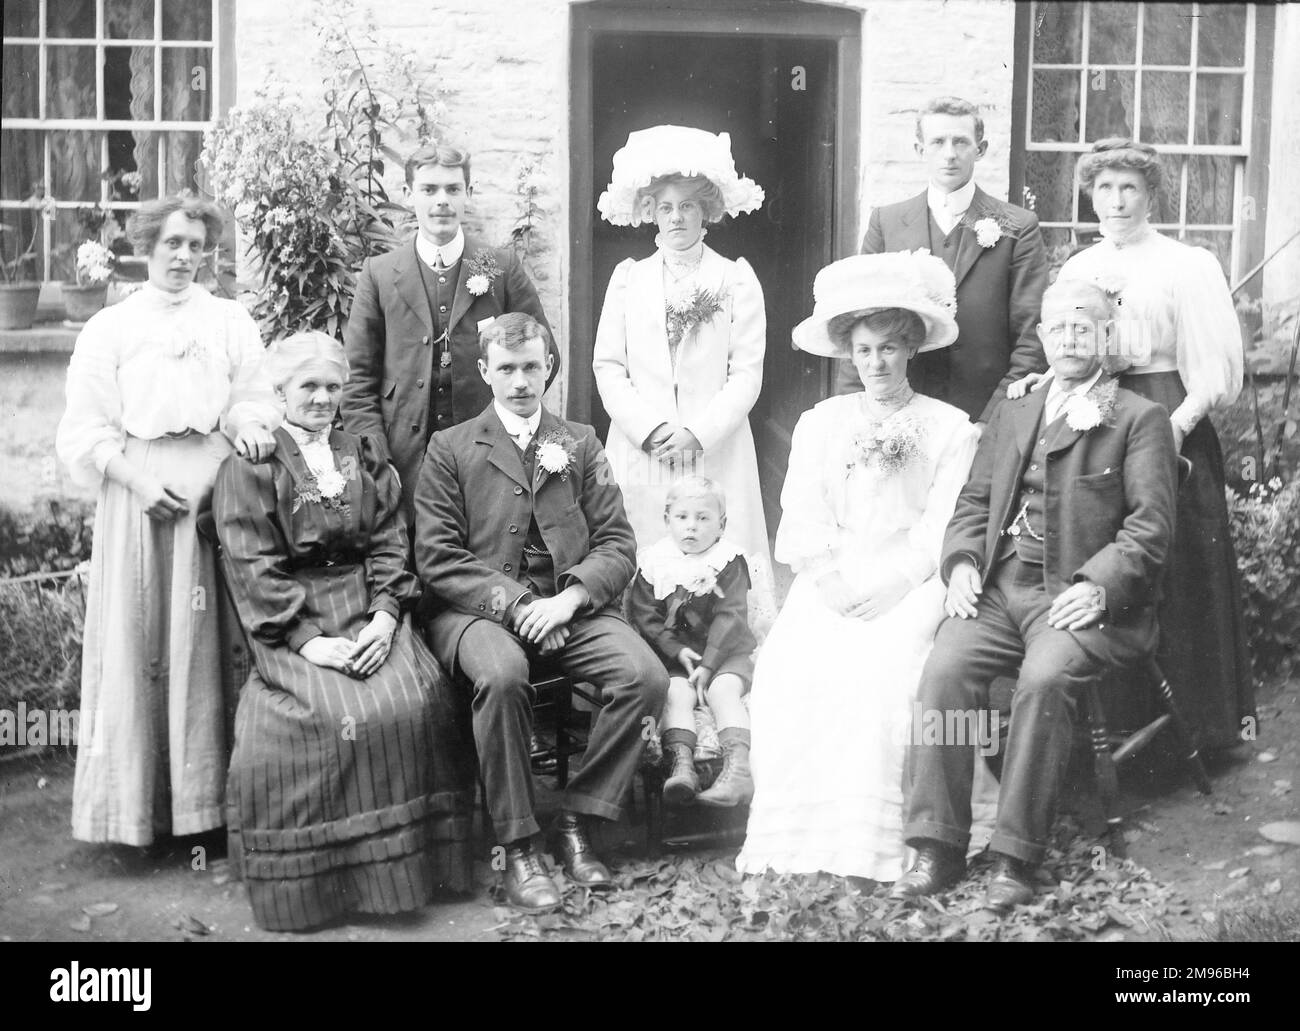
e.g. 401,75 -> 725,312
597,125 -> 765,227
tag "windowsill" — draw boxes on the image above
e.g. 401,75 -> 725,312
0,321 -> 79,355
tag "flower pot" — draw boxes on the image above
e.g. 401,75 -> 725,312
62,283 -> 109,322
0,282 -> 42,330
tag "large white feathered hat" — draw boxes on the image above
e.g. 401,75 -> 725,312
597,125 -> 765,227
792,250 -> 959,358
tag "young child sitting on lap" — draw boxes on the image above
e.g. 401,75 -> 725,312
627,476 -> 757,808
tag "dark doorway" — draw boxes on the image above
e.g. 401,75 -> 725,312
570,2 -> 860,534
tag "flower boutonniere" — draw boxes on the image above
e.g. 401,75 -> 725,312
1063,377 -> 1120,433
846,410 -> 926,477
292,468 -> 349,513
665,285 -> 727,350
534,427 -> 578,484
969,215 -> 1005,248
465,250 -> 502,296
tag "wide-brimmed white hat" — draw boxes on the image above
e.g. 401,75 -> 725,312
597,125 -> 764,227
792,251 -> 959,358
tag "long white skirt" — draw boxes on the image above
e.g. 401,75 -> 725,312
72,432 -> 232,845
736,569 -> 998,882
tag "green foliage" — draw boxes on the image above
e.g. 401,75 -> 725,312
1226,479 -> 1300,681
199,0 -> 442,341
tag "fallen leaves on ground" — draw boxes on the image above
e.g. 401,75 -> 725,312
494,818 -> 1184,942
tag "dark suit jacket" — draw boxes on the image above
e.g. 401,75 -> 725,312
414,402 -> 637,669
835,186 -> 1048,422
941,380 -> 1178,663
341,234 -> 557,513
626,554 -> 756,672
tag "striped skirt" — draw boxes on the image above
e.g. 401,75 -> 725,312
228,566 -> 474,932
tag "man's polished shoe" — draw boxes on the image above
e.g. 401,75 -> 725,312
889,843 -> 966,899
984,854 -> 1035,911
502,845 -> 562,914
550,812 -> 613,890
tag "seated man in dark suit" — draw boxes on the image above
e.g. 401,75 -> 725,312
894,279 -> 1178,910
415,312 -> 667,913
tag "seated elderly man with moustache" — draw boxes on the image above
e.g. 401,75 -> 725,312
414,311 -> 667,914
893,278 -> 1178,911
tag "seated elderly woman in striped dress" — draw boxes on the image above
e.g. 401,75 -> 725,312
213,330 -> 474,932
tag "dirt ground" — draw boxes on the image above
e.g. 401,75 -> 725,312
1,679 -> 1295,942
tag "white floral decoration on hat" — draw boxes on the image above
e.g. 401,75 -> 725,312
597,125 -> 764,227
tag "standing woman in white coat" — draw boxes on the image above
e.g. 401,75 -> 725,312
594,125 -> 776,629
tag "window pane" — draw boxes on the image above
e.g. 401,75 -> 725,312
127,131 -> 160,197
106,130 -> 148,196
1198,4 -> 1247,67
1031,70 -> 1082,142
1,208 -> 47,281
1183,230 -> 1232,277
163,131 -> 204,195
1153,153 -> 1182,224
1140,71 -> 1189,143
1025,151 -> 1077,222
1085,69 -> 1134,138
1,130 -> 45,202
163,1 -> 212,41
1088,2 -> 1138,64
1187,156 -> 1235,225
1195,73 -> 1243,146
4,2 -> 39,36
47,131 -> 104,202
1032,2 -> 1083,63
106,0 -> 155,39
47,46 -> 99,118
2,45 -> 40,118
1142,3 -> 1192,65
103,42 -> 154,121
47,0 -> 97,38
162,48 -> 212,121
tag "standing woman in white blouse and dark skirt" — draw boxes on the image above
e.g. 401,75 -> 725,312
56,195 -> 279,846
1043,139 -> 1251,750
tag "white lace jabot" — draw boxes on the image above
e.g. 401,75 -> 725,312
637,535 -> 745,600
284,421 -> 338,485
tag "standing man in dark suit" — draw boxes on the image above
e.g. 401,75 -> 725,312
342,144 -> 558,515
836,97 -> 1048,423
892,279 -> 1178,910
415,312 -> 667,914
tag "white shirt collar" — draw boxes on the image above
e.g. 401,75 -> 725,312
927,179 -> 977,219
1045,367 -> 1105,423
494,400 -> 542,445
416,227 -> 465,269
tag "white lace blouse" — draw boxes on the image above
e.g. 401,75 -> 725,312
56,284 -> 280,489
1057,229 -> 1243,434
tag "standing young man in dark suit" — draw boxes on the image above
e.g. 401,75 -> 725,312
893,279 -> 1178,910
342,144 -> 558,515
836,97 -> 1048,423
415,312 -> 667,914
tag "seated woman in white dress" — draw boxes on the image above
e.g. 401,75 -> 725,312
736,251 -> 983,883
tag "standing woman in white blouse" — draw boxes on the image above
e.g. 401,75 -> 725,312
1051,139 -> 1251,750
56,195 -> 279,845
593,125 -> 776,627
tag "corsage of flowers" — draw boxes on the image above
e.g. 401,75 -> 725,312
970,216 -> 1005,248
465,251 -> 502,296
683,569 -> 722,598
1063,377 -> 1119,432
846,411 -> 925,477
666,285 -> 726,350
292,468 -> 349,513
535,428 -> 578,483
1092,272 -> 1126,306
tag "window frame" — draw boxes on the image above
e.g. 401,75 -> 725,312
1010,0 -> 1275,286
1,0 -> 236,280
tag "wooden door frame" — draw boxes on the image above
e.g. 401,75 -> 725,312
567,0 -> 862,421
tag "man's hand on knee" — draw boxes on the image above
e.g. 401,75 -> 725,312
944,561 -> 983,619
1048,580 -> 1106,630
514,584 -> 591,644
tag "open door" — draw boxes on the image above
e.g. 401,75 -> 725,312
570,1 -> 861,535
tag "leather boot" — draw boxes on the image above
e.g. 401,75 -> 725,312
662,729 -> 700,807
549,811 -> 613,890
984,853 -> 1035,911
696,728 -> 754,808
890,842 -> 966,899
502,842 -> 561,914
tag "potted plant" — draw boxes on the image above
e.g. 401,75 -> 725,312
63,240 -> 115,322
0,190 -> 54,331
